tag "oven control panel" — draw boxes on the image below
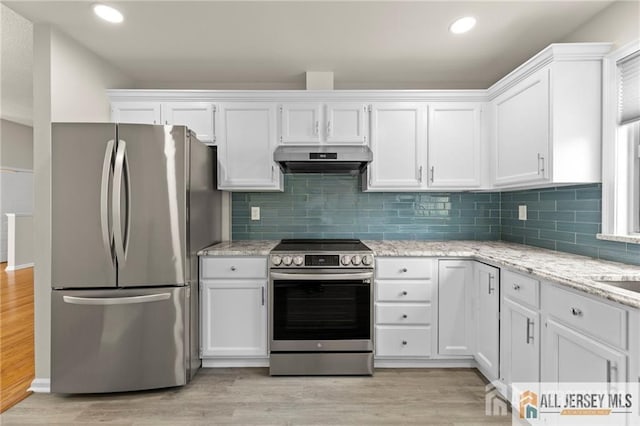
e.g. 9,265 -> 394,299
270,253 -> 374,268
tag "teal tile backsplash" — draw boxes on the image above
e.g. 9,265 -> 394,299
232,174 -> 501,241
501,184 -> 640,266
231,177 -> 639,265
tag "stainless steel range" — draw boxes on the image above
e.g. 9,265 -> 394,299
269,239 -> 374,376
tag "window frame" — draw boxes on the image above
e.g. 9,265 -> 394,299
600,40 -> 640,244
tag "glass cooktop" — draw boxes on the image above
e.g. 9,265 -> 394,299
272,239 -> 371,253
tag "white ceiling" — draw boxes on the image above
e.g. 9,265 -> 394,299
0,0 -> 627,125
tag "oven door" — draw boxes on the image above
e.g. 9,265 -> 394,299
270,269 -> 373,352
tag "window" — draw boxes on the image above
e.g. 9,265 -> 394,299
601,41 -> 640,243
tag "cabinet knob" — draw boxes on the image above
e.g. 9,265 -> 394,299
402,314 -> 408,319
570,307 -> 582,316
230,266 -> 236,271
401,268 -> 408,273
401,291 -> 408,296
401,340 -> 408,346
513,284 -> 521,290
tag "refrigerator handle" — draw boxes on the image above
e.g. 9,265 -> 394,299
100,139 -> 115,264
113,140 -> 130,265
63,293 -> 171,306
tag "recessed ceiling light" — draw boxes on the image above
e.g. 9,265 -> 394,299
93,4 -> 124,24
449,16 -> 476,34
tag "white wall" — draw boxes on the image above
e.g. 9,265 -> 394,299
562,1 -> 640,48
6,213 -> 33,270
32,24 -> 134,385
0,170 -> 33,262
1,119 -> 33,170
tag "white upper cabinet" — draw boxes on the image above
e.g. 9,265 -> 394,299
216,102 -> 282,191
162,102 -> 216,144
279,102 -> 368,145
111,102 -> 161,125
493,68 -> 550,186
490,43 -> 610,189
111,101 -> 215,143
428,103 -> 482,188
365,103 -> 427,191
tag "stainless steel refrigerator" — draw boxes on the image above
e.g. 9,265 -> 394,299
50,123 -> 221,393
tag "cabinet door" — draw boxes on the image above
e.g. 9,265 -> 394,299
474,263 -> 500,381
201,280 -> 267,357
438,260 -> 474,356
324,103 -> 368,144
501,297 -> 540,388
279,103 -> 322,144
428,103 -> 481,188
111,102 -> 161,124
217,103 -> 282,191
543,319 -> 627,384
163,102 -> 215,144
367,103 -> 427,190
494,68 -> 550,186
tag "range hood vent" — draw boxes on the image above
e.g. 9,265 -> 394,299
274,145 -> 373,175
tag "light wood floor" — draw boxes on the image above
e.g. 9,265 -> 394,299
0,263 -> 35,413
1,368 -> 511,425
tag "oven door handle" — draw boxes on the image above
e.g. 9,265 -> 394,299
270,272 -> 373,281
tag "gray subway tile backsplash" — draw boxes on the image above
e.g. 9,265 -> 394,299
231,177 -> 639,265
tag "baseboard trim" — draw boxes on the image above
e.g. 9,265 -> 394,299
6,262 -> 34,271
202,358 -> 269,368
374,359 -> 477,368
28,378 -> 50,393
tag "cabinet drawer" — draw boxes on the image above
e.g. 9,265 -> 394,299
376,258 -> 434,280
375,326 -> 432,357
502,270 -> 539,308
542,285 -> 627,349
376,281 -> 432,302
201,257 -> 267,279
375,304 -> 431,325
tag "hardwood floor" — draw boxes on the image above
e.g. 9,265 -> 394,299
0,263 -> 35,413
1,368 -> 511,425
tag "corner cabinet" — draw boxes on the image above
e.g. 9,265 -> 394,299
279,102 -> 368,145
437,260 -> 474,356
490,44 -> 610,188
216,103 -> 283,191
200,256 -> 269,366
474,262 -> 500,381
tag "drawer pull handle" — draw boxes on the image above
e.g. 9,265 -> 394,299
570,307 -> 582,316
402,314 -> 408,319
401,268 -> 408,273
401,340 -> 407,346
230,266 -> 236,271
401,291 -> 408,296
513,284 -> 520,290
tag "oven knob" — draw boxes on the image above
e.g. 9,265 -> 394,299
341,255 -> 352,266
293,256 -> 304,266
282,256 -> 293,266
271,255 -> 282,266
362,255 -> 373,266
351,255 -> 362,266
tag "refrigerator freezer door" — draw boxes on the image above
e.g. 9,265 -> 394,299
116,124 -> 188,287
51,287 -> 187,393
51,123 -> 117,288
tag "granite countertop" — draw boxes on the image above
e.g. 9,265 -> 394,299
363,240 -> 640,309
199,239 -> 640,309
198,240 -> 279,256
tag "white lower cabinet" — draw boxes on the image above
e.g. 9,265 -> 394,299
200,256 -> 268,365
438,260 -> 474,356
375,257 -> 435,361
474,262 -> 500,381
541,283 -> 629,384
501,297 -> 540,390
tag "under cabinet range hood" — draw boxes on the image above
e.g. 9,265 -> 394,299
274,145 -> 373,175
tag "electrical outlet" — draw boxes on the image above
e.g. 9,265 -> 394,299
518,205 -> 527,221
251,206 -> 260,221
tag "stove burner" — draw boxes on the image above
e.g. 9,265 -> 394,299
270,239 -> 373,268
